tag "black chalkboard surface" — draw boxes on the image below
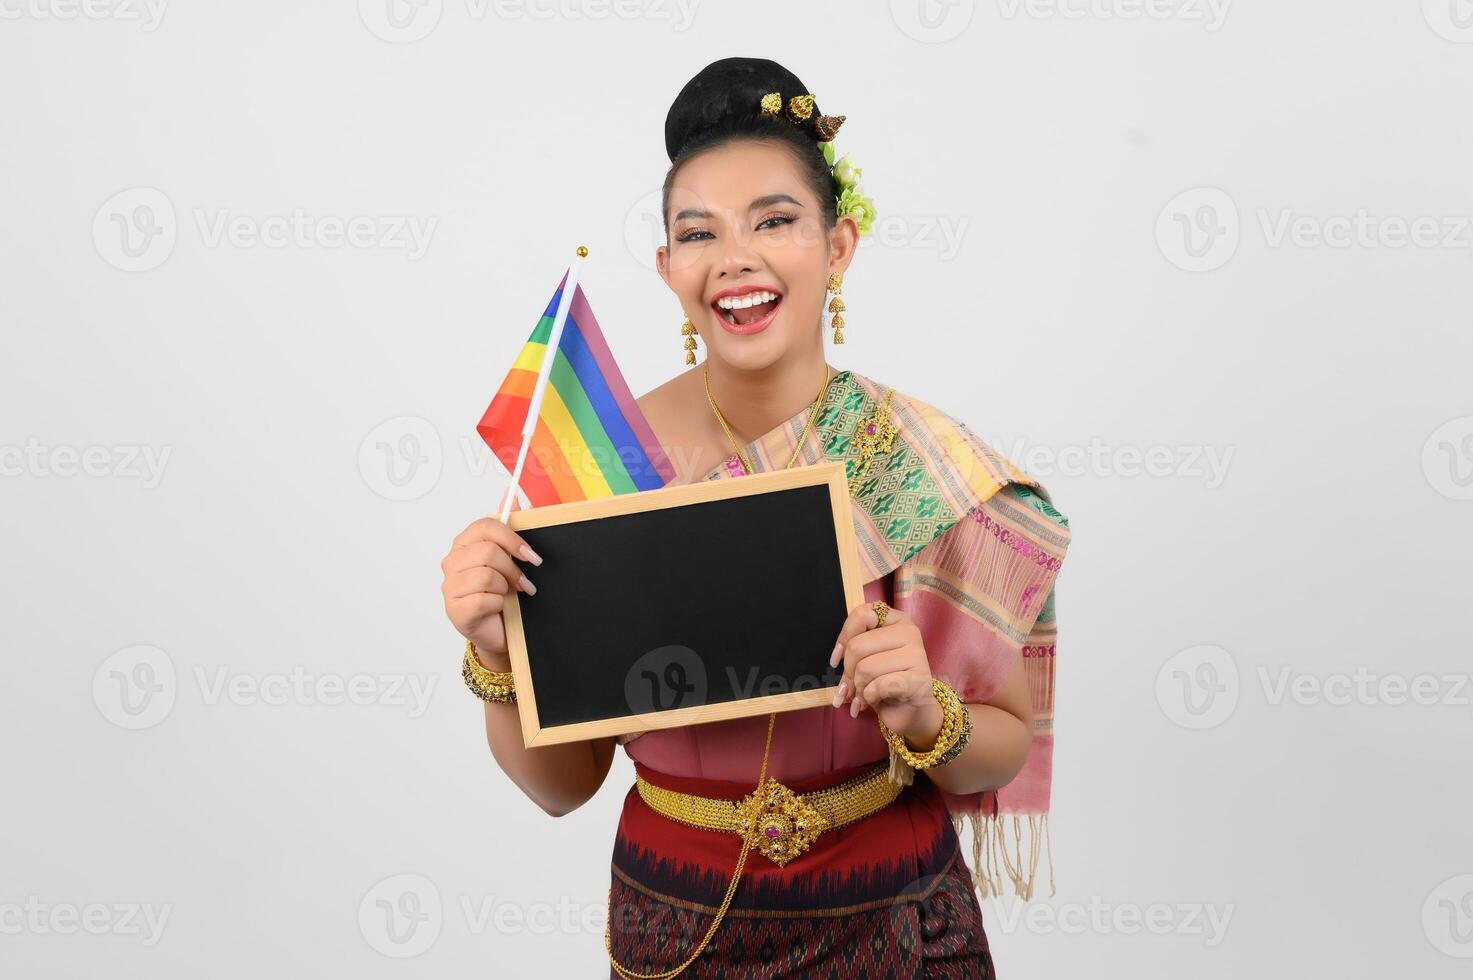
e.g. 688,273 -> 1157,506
501,462 -> 864,747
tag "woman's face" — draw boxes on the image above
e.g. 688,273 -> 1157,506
657,140 -> 858,374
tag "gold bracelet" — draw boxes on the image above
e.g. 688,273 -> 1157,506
933,697 -> 973,767
877,678 -> 966,770
462,640 -> 517,704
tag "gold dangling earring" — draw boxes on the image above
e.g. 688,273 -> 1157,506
680,315 -> 698,365
827,272 -> 846,344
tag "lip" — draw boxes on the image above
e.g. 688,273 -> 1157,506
710,284 -> 783,336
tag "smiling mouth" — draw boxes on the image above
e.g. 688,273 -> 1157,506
713,294 -> 783,327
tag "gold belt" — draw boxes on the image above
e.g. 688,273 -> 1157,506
635,764 -> 902,867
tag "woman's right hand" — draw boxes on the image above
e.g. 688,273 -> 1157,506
440,512 -> 542,666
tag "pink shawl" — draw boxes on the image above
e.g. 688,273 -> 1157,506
620,369 -> 1072,901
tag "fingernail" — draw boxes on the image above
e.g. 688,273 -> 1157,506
518,545 -> 543,566
518,574 -> 537,595
832,680 -> 846,707
828,642 -> 842,668
849,696 -> 861,718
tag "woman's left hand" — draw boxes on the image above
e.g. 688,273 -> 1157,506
829,602 -> 945,749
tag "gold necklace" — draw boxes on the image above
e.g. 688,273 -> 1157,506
605,363 -> 835,980
702,362 -> 832,476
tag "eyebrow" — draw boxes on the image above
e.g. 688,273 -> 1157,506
671,194 -> 804,224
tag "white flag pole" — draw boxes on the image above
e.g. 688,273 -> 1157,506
496,245 -> 588,524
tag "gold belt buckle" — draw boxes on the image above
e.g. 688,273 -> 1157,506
733,777 -> 830,867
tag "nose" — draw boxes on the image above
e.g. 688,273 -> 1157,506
715,236 -> 761,280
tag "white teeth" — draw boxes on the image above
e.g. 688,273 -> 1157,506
714,290 -> 779,310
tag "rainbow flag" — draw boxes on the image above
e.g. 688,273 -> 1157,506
477,271 -> 675,509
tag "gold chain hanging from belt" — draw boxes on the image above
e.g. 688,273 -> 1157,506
605,711 -> 779,979
604,362 -> 834,980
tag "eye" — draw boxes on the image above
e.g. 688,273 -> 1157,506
676,213 -> 796,242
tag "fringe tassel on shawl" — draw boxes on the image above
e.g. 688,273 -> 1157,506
949,808 -> 1055,902
885,742 -> 915,787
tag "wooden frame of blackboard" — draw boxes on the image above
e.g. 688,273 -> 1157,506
501,461 -> 865,748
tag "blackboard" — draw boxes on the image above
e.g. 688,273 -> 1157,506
501,462 -> 865,747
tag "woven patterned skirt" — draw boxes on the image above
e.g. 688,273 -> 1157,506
606,759 -> 996,979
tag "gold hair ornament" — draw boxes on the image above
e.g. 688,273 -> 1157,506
757,90 -> 875,236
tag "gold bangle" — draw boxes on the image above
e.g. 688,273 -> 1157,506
463,640 -> 516,704
877,678 -> 966,770
933,697 -> 972,767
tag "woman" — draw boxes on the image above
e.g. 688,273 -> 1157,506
441,57 -> 1072,978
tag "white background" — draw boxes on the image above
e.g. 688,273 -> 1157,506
2,1 -> 1471,976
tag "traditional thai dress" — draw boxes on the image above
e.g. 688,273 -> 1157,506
606,369 -> 1072,978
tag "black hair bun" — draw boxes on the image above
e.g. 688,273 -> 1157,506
663,57 -> 822,162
